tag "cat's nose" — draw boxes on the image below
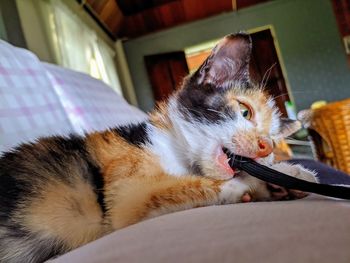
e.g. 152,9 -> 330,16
256,138 -> 273,158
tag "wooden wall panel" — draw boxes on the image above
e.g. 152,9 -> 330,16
331,0 -> 350,65
331,0 -> 350,36
144,51 -> 189,101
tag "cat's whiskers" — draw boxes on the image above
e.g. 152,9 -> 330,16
176,98 -> 213,118
260,63 -> 276,90
272,92 -> 289,100
176,97 -> 231,120
206,108 -> 221,114
272,90 -> 320,101
206,108 -> 228,119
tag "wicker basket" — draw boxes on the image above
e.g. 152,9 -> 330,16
307,98 -> 350,174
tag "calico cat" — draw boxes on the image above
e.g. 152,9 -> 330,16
0,33 -> 317,263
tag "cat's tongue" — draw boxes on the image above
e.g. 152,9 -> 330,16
215,146 -> 235,176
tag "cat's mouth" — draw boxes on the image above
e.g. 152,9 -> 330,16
214,146 -> 238,177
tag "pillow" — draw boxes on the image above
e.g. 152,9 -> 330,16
44,63 -> 147,134
0,41 -> 73,153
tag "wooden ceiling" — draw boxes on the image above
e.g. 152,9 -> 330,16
117,0 -> 178,15
82,0 -> 270,39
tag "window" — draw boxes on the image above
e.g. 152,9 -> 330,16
43,0 -> 122,94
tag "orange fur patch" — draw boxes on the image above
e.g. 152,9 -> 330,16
149,101 -> 172,131
21,179 -> 105,249
225,87 -> 275,136
86,131 -> 164,184
107,175 -> 222,229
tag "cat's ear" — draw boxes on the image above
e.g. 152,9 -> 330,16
280,118 -> 302,138
192,32 -> 252,88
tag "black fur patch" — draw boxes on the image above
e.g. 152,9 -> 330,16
112,122 -> 150,147
50,135 -> 106,214
87,159 -> 106,214
0,151 -> 34,221
177,82 -> 235,123
0,134 -> 106,218
0,175 -> 29,223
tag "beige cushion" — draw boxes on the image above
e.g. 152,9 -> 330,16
51,196 -> 350,263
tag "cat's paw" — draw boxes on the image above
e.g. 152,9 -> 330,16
267,162 -> 318,200
218,179 -> 252,204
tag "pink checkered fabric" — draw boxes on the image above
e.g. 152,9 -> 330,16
0,41 -> 74,152
0,41 -> 147,153
44,63 -> 147,134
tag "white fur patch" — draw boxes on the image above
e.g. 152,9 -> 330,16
218,178 -> 250,204
262,97 -> 281,136
146,123 -> 189,176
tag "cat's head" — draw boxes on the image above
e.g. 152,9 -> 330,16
160,33 -> 300,180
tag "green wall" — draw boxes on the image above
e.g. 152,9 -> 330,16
123,0 -> 350,112
0,0 -> 26,48
0,10 -> 8,41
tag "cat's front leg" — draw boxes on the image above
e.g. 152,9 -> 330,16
267,162 -> 319,200
218,177 -> 255,203
107,175 -> 252,230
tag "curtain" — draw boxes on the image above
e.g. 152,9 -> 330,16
95,38 -> 122,94
43,0 -> 123,95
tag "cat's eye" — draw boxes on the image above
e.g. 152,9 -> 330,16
239,103 -> 252,120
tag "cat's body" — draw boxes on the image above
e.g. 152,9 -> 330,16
0,33 -> 317,263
